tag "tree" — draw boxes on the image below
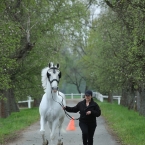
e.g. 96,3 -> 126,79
0,0 -> 93,117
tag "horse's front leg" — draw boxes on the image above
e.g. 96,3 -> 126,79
57,129 -> 63,145
40,116 -> 48,145
50,120 -> 59,145
57,118 -> 64,145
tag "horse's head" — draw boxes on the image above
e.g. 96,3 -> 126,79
47,62 -> 61,92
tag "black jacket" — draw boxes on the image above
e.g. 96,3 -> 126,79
65,98 -> 101,122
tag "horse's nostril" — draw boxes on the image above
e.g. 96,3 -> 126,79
52,87 -> 58,90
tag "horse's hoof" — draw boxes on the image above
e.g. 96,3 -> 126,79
57,140 -> 61,145
57,141 -> 63,145
43,139 -> 49,145
46,139 -> 49,145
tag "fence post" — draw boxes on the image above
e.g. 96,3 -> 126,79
28,96 -> 31,108
118,97 -> 121,105
71,93 -> 73,99
100,95 -> 103,102
81,93 -> 83,99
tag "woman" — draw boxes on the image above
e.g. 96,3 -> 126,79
64,90 -> 101,145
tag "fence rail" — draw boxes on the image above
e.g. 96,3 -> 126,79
18,92 -> 121,108
65,93 -> 84,99
18,96 -> 34,108
95,93 -> 121,105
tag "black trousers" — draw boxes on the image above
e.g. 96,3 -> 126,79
79,121 -> 97,145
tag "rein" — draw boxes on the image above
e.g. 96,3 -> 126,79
50,90 -> 80,120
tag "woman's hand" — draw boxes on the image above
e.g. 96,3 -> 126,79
63,107 -> 66,110
86,111 -> 91,115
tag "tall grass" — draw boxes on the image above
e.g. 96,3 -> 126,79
0,108 -> 39,144
97,99 -> 145,145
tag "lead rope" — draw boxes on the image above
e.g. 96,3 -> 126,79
51,90 -> 79,120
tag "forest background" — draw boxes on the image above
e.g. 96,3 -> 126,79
1,0 -> 145,118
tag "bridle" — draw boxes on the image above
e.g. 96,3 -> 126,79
47,67 -> 61,85
46,67 -> 79,120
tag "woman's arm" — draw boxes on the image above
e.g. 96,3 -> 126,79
65,103 -> 79,113
91,104 -> 101,117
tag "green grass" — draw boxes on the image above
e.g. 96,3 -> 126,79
0,107 -> 39,144
95,99 -> 145,145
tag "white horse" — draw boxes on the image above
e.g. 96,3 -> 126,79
39,62 -> 66,145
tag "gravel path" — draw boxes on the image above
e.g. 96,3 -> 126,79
6,99 -> 121,145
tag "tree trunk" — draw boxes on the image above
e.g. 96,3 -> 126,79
108,91 -> 113,103
0,99 -> 9,118
0,89 -> 19,118
136,91 -> 141,112
127,82 -> 136,110
0,90 -> 10,118
127,91 -> 135,110
121,89 -> 128,107
138,85 -> 145,116
76,85 -> 81,93
33,98 -> 41,107
85,85 -> 88,92
8,88 -> 19,112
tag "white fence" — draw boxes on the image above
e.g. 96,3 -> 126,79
94,92 -> 121,105
18,92 -> 121,108
65,92 -> 121,105
65,93 -> 84,99
18,96 -> 34,108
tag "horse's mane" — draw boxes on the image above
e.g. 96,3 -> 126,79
41,67 -> 49,92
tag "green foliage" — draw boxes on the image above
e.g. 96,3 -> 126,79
81,0 -> 145,96
0,19 -> 21,91
0,0 -> 91,102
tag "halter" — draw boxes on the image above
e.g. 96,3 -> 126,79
47,67 -> 61,85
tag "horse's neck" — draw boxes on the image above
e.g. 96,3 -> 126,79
45,80 -> 58,103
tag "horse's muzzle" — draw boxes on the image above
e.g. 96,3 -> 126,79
52,87 -> 58,91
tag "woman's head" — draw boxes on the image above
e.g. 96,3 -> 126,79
84,90 -> 92,102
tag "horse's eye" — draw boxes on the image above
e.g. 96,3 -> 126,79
58,72 -> 61,79
47,72 -> 51,78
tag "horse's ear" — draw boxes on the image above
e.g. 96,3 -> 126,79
58,72 -> 61,79
56,63 -> 60,69
48,62 -> 53,68
48,62 -> 51,68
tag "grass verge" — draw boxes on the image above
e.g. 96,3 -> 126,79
96,99 -> 145,145
0,107 -> 39,144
